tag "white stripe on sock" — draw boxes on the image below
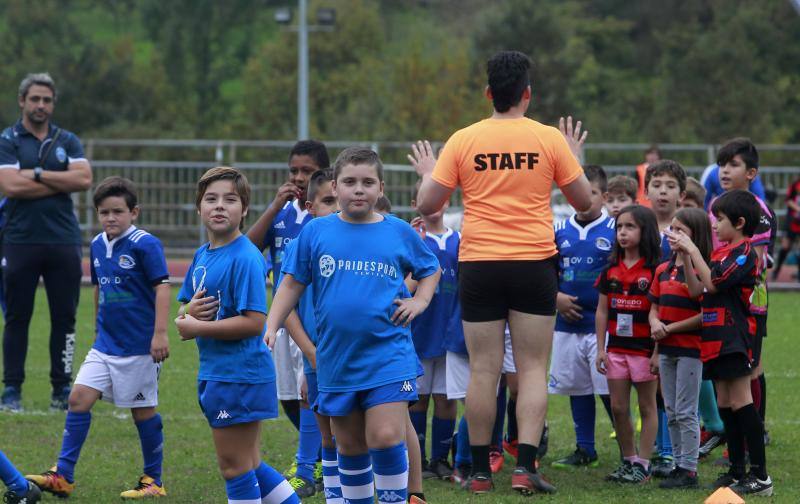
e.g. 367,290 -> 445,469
261,479 -> 295,504
338,465 -> 373,476
323,475 -> 341,488
341,482 -> 374,500
322,459 -> 338,467
229,499 -> 260,504
374,471 -> 408,490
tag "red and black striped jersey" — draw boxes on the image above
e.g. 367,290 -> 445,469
701,239 -> 758,363
648,259 -> 702,358
596,258 -> 655,357
786,179 -> 800,233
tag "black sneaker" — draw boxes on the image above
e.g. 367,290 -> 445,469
659,467 -> 699,489
711,471 -> 741,489
511,466 -> 557,495
50,386 -> 70,411
426,458 -> 453,480
651,455 -> 675,478
620,462 -> 651,484
3,481 -> 42,503
605,460 -> 632,482
287,475 -> 316,498
538,421 -> 549,460
1,386 -> 22,412
699,432 -> 726,458
729,473 -> 773,497
551,445 -> 599,469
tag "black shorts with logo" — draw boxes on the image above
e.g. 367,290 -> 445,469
459,257 -> 558,322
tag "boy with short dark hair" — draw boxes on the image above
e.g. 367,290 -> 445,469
28,176 -> 170,499
606,175 -> 637,218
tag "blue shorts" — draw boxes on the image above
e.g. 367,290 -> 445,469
198,380 -> 278,428
306,372 -> 319,408
316,379 -> 418,417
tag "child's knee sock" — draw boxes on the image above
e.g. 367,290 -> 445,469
135,414 -> 164,485
295,407 -> 322,482
370,443 -> 408,504
0,450 -> 28,494
600,394 -> 614,424
408,410 -> 427,462
735,404 -> 768,480
431,416 -> 455,462
57,411 -> 92,483
570,394 -> 597,456
255,461 -> 299,504
321,446 -> 343,504
750,378 -> 762,420
455,416 -> 471,467
226,470 -> 260,504
338,453 -> 373,504
758,373 -> 767,422
699,380 -> 724,433
718,407 -> 745,478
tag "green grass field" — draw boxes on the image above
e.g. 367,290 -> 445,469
1,288 -> 797,502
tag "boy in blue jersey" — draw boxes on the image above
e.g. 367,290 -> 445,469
407,181 -> 459,481
548,165 -> 616,469
176,167 -> 298,504
2,450 -> 41,503
268,148 -> 441,504
27,177 -> 170,499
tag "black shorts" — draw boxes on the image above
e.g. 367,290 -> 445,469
752,314 -> 766,367
783,217 -> 800,241
459,257 -> 558,322
703,352 -> 753,381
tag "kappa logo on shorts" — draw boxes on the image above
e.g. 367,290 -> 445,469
400,380 -> 414,393
118,254 -> 136,269
216,410 -> 232,420
134,392 -> 146,401
377,490 -> 405,502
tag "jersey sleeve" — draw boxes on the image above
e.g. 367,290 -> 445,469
232,252 -> 268,315
710,247 -> 757,291
430,133 -> 461,190
550,131 -> 584,188
750,203 -> 775,248
63,132 -> 87,163
281,222 -> 313,285
0,134 -> 19,170
647,263 -> 666,303
401,222 -> 441,280
136,235 -> 169,285
90,246 -> 98,285
595,268 -> 610,294
177,253 -> 199,303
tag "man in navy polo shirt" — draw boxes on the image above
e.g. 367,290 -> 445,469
0,73 -> 92,411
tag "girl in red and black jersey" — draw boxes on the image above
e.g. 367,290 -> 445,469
595,205 -> 661,483
648,208 -> 711,488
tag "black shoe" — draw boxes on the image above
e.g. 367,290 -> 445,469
3,481 -> 42,503
659,467 -> 699,489
538,421 -> 549,459
729,473 -> 773,497
620,462 -> 651,484
1,386 -> 22,412
427,458 -> 453,480
50,386 -> 70,411
605,460 -> 632,482
651,455 -> 675,478
551,445 -> 599,469
711,471 -> 741,489
699,431 -> 726,458
287,475 -> 316,498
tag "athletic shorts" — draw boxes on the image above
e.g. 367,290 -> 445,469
316,379 -> 418,417
306,372 -> 319,408
75,349 -> 160,408
703,353 -> 753,381
198,380 -> 278,428
459,257 -> 558,322
445,352 -> 469,400
273,328 -> 305,400
606,352 -> 657,383
417,356 -> 447,395
548,332 -> 609,395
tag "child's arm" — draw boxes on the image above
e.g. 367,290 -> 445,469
595,294 -> 609,375
285,309 -> 316,369
246,183 -> 302,251
175,310 -> 266,342
667,230 -> 716,294
392,270 -> 441,327
556,292 -> 583,322
680,250 -> 706,298
649,302 -> 668,341
665,313 -> 702,334
264,274 -> 307,348
150,282 -> 171,363
404,273 -> 418,294
649,342 -> 659,375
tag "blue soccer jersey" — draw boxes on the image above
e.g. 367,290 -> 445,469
411,229 -> 461,360
660,231 -> 672,262
281,213 -> 440,393
554,210 -> 616,333
90,226 -> 169,356
177,235 -> 274,384
265,199 -> 312,291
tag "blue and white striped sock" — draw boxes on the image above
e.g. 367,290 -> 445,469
321,446 -> 343,504
225,470 -> 260,504
254,462 -> 299,504
338,453 -> 373,504
371,443 -> 408,504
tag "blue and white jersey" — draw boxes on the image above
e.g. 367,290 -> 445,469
554,210 -> 615,334
178,235 -> 274,384
411,229 -> 461,359
265,199 -> 311,291
281,213 -> 440,393
90,226 -> 169,357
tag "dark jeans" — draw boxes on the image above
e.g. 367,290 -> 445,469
2,243 -> 81,390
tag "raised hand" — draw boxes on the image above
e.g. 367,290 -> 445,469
559,116 -> 588,160
407,140 -> 437,177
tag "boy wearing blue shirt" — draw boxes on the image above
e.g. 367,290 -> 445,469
268,148 -> 441,504
28,177 -> 170,499
176,167 -> 298,504
549,165 -> 616,469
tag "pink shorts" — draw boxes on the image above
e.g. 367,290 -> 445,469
606,352 -> 657,383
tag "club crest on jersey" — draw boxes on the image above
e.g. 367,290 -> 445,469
55,146 -> 67,163
118,254 -> 136,269
319,255 -> 336,278
637,277 -> 650,291
595,237 -> 612,251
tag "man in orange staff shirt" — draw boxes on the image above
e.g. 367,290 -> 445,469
412,50 -> 592,496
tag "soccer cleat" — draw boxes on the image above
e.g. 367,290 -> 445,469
511,467 -> 556,495
699,431 -> 726,458
729,473 -> 773,497
1,386 -> 22,412
3,481 -> 42,503
502,437 -> 518,458
551,445 -> 599,469
658,467 -> 698,489
651,455 -> 675,478
710,471 -> 740,489
466,473 -> 493,494
451,464 -> 470,488
26,467 -> 75,498
49,386 -> 70,412
605,460 -> 631,482
538,422 -> 549,459
313,461 -> 324,492
426,458 -> 453,480
120,475 -> 166,499
282,461 -> 297,480
620,462 -> 651,484
488,448 -> 504,474
288,475 -> 316,498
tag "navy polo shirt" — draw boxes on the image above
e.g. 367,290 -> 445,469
0,121 -> 87,245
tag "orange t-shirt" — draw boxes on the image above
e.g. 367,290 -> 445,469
431,117 -> 584,261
